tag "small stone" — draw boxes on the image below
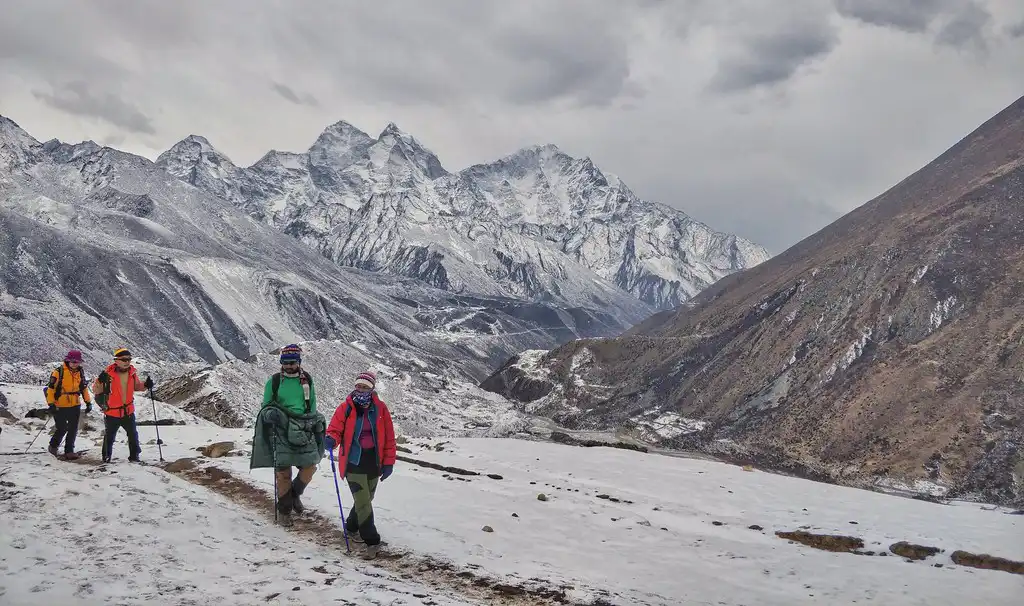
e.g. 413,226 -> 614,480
712,521 -> 724,526
511,513 -> 519,518
482,525 -> 494,533
537,493 -> 548,501
198,441 -> 235,458
748,525 -> 764,531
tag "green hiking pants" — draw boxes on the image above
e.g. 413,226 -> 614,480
345,472 -> 381,545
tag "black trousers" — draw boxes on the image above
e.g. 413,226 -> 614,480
49,405 -> 81,454
102,413 -> 141,461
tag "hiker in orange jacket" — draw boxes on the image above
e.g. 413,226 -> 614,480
45,350 -> 93,460
91,348 -> 152,463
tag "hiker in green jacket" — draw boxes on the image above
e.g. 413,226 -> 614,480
261,344 -> 319,523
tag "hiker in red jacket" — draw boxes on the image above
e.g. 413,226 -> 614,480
324,371 -> 397,558
91,348 -> 151,463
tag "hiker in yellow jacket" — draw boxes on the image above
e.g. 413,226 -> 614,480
45,350 -> 93,460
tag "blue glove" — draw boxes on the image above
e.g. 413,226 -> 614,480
323,435 -> 336,452
380,465 -> 393,481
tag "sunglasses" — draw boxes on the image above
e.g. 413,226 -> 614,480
115,357 -> 132,362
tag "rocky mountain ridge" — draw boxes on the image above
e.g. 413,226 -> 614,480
480,95 -> 1024,507
0,115 -> 639,381
156,121 -> 769,310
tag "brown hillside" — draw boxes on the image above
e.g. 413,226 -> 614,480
482,95 -> 1024,506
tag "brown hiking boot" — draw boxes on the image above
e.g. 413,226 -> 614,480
63,452 -> 81,460
362,543 -> 380,560
48,445 -> 58,456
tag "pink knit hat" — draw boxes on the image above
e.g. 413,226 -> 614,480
354,371 -> 376,390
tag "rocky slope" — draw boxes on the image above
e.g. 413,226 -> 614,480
481,95 -> 1024,507
156,122 -> 769,310
0,116 -> 637,381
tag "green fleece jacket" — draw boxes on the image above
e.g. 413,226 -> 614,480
262,372 -> 317,415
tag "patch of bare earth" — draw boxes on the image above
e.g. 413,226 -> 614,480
163,459 -> 611,605
950,551 -> 1024,575
775,530 -> 864,553
774,529 -> 1024,576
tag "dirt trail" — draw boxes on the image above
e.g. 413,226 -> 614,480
69,455 -> 618,606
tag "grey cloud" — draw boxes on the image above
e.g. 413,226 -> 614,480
709,18 -> 839,93
102,133 -> 127,148
833,0 -> 948,32
268,1 -> 636,108
834,0 -> 994,50
935,3 -> 993,50
32,81 -> 156,134
271,83 -> 318,107
1009,20 -> 1024,38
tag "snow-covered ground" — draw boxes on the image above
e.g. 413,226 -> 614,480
2,383 -> 1022,605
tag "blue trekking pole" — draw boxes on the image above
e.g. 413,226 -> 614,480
328,449 -> 351,553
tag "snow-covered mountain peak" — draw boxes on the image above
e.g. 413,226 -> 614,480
0,115 -> 42,171
157,134 -> 232,166
372,122 -> 448,181
145,116 -> 770,310
309,120 -> 375,161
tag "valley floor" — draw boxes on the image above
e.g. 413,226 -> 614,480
1,383 -> 1022,605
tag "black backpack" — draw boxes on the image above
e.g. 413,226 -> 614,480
270,371 -> 314,414
94,371 -> 112,410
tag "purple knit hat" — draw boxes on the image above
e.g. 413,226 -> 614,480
64,350 -> 83,363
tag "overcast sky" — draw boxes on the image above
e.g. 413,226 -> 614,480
1,0 -> 1022,253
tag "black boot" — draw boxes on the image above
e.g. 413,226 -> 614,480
290,475 -> 307,514
276,490 -> 294,526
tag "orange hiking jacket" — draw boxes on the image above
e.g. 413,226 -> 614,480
45,363 -> 93,408
92,363 -> 146,418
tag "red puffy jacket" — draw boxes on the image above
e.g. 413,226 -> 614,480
325,392 -> 397,476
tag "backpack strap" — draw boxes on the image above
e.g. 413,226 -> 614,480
271,373 -> 281,404
52,365 -> 66,401
301,371 -> 313,414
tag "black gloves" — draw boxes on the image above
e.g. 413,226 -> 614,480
48,404 -> 56,416
85,403 -> 92,414
144,375 -> 154,390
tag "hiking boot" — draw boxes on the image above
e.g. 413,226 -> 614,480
63,452 -> 81,460
362,543 -> 380,560
291,475 -> 308,514
348,529 -> 364,544
48,445 -> 59,456
276,490 -> 294,526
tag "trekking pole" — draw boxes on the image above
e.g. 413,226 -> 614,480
271,434 -> 279,524
25,415 -> 51,453
148,385 -> 165,462
329,449 -> 351,552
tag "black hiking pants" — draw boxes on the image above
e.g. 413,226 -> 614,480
49,405 -> 81,454
102,413 -> 141,462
